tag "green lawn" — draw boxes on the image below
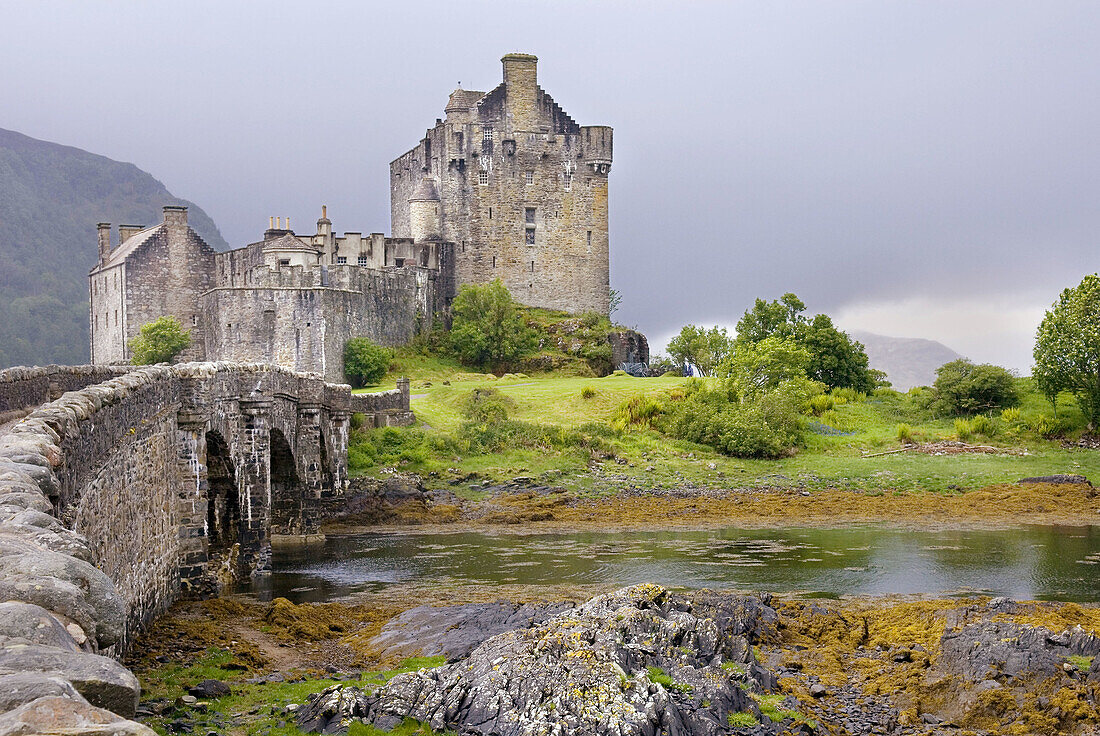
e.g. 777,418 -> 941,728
349,371 -> 1100,495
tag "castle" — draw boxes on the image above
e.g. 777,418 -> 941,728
88,54 -> 613,382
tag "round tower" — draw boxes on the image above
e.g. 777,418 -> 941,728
408,178 -> 441,242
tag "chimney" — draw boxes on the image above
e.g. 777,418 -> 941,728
317,205 -> 332,237
118,224 -> 144,242
97,222 -> 111,261
501,53 -> 538,132
162,205 -> 188,229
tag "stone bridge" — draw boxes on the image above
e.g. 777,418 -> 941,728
0,362 -> 358,731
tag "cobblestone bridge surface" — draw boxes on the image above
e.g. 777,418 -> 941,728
0,362 -> 355,733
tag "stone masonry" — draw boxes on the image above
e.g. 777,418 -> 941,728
391,53 -> 612,314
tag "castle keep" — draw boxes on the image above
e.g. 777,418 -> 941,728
89,54 -> 612,380
392,53 -> 612,314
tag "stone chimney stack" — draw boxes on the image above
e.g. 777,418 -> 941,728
97,222 -> 111,262
501,53 -> 538,132
118,224 -> 144,242
163,205 -> 188,229
317,205 -> 332,236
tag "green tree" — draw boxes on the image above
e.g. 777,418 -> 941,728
343,337 -> 391,388
932,359 -> 1019,415
720,336 -> 812,398
128,316 -> 191,365
609,288 -> 622,318
734,292 -> 874,392
667,325 -> 734,377
1034,274 -> 1100,426
449,279 -> 538,371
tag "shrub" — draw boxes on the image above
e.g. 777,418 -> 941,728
1001,407 -> 1022,424
896,423 -> 914,443
128,315 -> 191,365
664,381 -> 808,458
832,387 -> 867,404
933,359 -> 1019,415
970,414 -> 995,437
808,394 -> 834,417
449,279 -> 538,370
954,417 -> 974,441
1032,413 -> 1070,438
612,395 -> 664,431
580,386 -> 597,399
343,337 -> 391,388
459,387 -> 514,424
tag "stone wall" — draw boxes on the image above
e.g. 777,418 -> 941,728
0,365 -> 132,417
350,378 -> 414,428
0,362 -> 351,732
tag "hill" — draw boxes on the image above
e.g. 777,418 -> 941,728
0,127 -> 227,367
850,330 -> 964,390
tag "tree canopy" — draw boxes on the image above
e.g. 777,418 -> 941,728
667,325 -> 734,377
343,337 -> 391,388
128,316 -> 191,365
1033,274 -> 1100,426
734,293 -> 874,393
449,279 -> 538,371
931,359 -> 1018,415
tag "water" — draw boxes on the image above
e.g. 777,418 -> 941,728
246,525 -> 1100,603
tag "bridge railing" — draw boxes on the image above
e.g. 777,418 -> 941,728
0,361 -> 352,732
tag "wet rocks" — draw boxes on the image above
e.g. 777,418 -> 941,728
299,584 -> 785,736
940,619 -> 1100,683
369,600 -> 575,661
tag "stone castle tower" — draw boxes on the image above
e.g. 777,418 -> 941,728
390,53 -> 612,314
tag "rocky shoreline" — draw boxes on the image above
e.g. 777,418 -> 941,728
286,585 -> 1100,736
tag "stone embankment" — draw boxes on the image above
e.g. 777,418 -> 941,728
0,362 -> 352,735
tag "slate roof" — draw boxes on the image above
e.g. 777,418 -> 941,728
100,224 -> 165,268
262,232 -> 321,253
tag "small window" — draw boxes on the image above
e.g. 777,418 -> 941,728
483,126 -> 493,142
336,256 -> 347,264
587,230 -> 592,252
525,170 -> 534,185
525,207 -> 535,225
564,173 -> 572,191
114,310 -> 118,326
395,258 -> 404,267
492,256 -> 496,268
489,207 -> 493,219
358,255 -> 369,266
191,314 -> 197,326
530,260 -> 535,272
279,258 -> 290,266
526,228 -> 535,245
478,171 -> 488,186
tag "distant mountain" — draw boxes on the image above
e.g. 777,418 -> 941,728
850,331 -> 965,391
0,127 -> 227,368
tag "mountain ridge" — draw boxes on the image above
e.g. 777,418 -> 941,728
850,330 -> 965,391
0,127 -> 227,367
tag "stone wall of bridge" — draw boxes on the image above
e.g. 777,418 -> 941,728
0,362 -> 352,732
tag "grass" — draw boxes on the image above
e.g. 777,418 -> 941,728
348,366 -> 1100,499
646,665 -> 693,693
752,693 -> 815,727
139,651 -> 448,735
727,711 -> 758,727
1067,655 -> 1094,672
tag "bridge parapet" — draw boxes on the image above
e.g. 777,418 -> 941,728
0,362 -> 352,729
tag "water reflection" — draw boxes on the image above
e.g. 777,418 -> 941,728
244,525 -> 1100,603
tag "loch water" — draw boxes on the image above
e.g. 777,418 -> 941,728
246,524 -> 1100,603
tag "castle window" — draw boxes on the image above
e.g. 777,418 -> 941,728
587,230 -> 592,252
530,260 -> 535,272
488,207 -> 492,219
358,255 -> 369,266
525,207 -> 535,225
191,315 -> 197,326
279,258 -> 290,266
336,256 -> 347,264
483,126 -> 493,142
492,256 -> 496,268
564,173 -> 572,191
479,171 -> 488,186
525,170 -> 534,185
526,229 -> 535,245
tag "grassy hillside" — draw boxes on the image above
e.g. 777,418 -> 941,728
0,127 -> 228,367
352,369 -> 1100,496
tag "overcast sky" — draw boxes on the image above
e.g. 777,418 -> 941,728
3,1 -> 1098,373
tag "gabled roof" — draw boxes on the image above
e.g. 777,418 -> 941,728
98,224 -> 165,269
446,88 -> 486,112
263,232 -> 321,254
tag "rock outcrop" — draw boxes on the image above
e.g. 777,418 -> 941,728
298,585 -> 790,736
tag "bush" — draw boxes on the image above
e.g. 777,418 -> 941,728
1032,414 -> 1070,438
807,394 -> 834,417
128,315 -> 191,365
970,414 -> 995,437
580,386 -> 597,399
896,423 -> 914,443
954,417 -> 974,441
1001,407 -> 1022,424
449,279 -> 538,371
831,387 -> 867,404
459,387 -> 514,424
343,337 -> 391,388
664,381 -> 809,458
933,359 -> 1019,415
612,395 -> 664,431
